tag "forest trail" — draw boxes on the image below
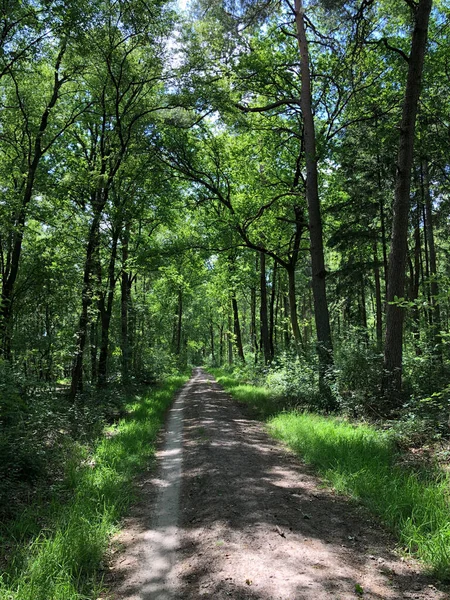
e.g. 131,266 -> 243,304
107,369 -> 446,600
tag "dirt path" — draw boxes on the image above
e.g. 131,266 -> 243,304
107,368 -> 448,600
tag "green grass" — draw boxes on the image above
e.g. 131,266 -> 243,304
0,375 -> 188,600
211,369 -> 450,580
208,369 -> 281,419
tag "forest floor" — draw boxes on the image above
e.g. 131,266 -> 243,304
104,368 -> 449,600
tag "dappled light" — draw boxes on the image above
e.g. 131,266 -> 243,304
108,370 -> 448,600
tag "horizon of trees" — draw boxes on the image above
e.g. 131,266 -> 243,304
1,0 -> 449,419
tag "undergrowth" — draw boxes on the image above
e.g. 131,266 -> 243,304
0,375 -> 188,600
209,369 -> 283,419
212,368 -> 450,581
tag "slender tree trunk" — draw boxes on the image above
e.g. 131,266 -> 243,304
421,201 -> 432,325
373,242 -> 383,350
175,289 -> 183,355
90,320 -> 98,383
283,295 -> 291,349
250,283 -> 258,356
219,324 -> 224,366
210,321 -> 215,363
121,221 -> 132,385
294,0 -> 333,394
382,0 -> 432,403
274,288 -> 281,353
360,273 -> 368,330
260,252 -> 271,364
422,160 -> 442,358
287,266 -> 303,353
97,230 -> 119,388
269,259 -> 277,360
232,292 -> 245,363
410,196 -> 422,352
227,312 -> 233,366
69,210 -> 102,401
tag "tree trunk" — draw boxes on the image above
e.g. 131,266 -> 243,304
97,229 -> 119,388
250,283 -> 258,356
422,160 -> 442,358
175,289 -> 183,355
219,324 -> 224,365
373,242 -> 383,351
260,252 -> 271,364
382,0 -> 432,404
283,295 -> 291,349
287,266 -> 303,353
69,211 -> 102,401
360,272 -> 368,331
121,221 -> 132,385
227,312 -> 233,366
410,195 -> 422,351
90,320 -> 98,383
294,0 -> 334,395
269,259 -> 277,360
210,321 -> 215,363
232,292 -> 245,363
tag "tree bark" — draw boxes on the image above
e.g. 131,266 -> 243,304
227,312 -> 233,366
422,160 -> 442,358
232,292 -> 245,363
283,295 -> 291,349
210,321 -> 215,363
294,0 -> 334,393
69,210 -> 102,401
382,0 -> 432,403
269,259 -> 277,360
373,242 -> 383,350
121,221 -> 132,384
260,251 -> 271,364
175,289 -> 183,355
97,229 -> 119,388
287,266 -> 303,353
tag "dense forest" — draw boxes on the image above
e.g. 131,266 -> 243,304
1,0 -> 450,595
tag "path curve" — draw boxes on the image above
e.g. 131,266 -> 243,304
108,368 -> 447,600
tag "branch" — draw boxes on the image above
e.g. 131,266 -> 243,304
366,37 -> 410,62
236,98 -> 300,113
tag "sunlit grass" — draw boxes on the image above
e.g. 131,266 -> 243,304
209,369 -> 280,418
212,368 -> 450,580
0,376 -> 188,600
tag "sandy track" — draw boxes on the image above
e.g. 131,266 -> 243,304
107,368 -> 448,600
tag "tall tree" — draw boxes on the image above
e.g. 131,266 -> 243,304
382,0 -> 433,404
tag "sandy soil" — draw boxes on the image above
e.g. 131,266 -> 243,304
106,368 -> 449,600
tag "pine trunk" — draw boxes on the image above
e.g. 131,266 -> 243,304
294,0 -> 333,392
382,0 -> 432,404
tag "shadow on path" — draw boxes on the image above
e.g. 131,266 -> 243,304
108,369 -> 448,600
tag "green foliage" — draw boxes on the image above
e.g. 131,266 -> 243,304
329,334 -> 383,416
265,353 -> 319,406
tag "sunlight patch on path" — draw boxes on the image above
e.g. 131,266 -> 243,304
117,370 -> 200,600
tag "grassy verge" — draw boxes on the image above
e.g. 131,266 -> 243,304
0,375 -> 188,600
210,368 -> 450,580
208,368 -> 281,419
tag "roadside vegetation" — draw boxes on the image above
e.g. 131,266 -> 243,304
0,375 -> 187,600
211,366 -> 450,580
